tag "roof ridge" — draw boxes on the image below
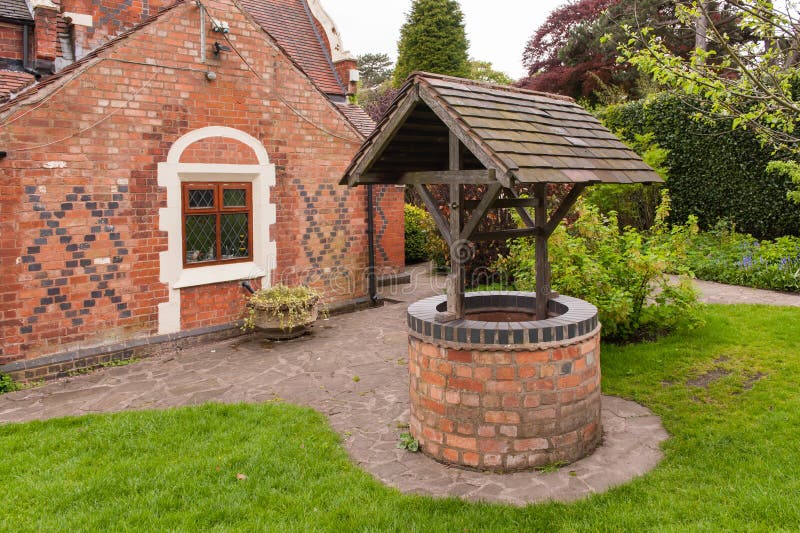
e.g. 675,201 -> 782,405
410,71 -> 575,103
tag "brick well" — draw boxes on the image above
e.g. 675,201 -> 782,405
407,292 -> 602,472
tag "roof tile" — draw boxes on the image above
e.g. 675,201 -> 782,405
0,70 -> 35,102
239,0 -> 344,95
0,0 -> 33,23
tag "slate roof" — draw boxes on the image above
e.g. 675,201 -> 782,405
336,103 -> 375,137
240,0 -> 345,96
0,70 -> 35,102
0,0 -> 33,23
342,73 -> 663,186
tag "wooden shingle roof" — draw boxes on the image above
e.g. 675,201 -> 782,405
341,73 -> 662,187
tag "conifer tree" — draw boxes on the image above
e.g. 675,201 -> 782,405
393,0 -> 470,86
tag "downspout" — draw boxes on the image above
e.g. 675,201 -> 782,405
22,25 -> 41,79
367,184 -> 378,305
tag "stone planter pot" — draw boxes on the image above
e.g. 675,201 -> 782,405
249,301 -> 319,340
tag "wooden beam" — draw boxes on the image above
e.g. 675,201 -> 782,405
447,132 -> 466,321
349,86 -> 420,182
543,183 -> 587,237
418,88 -> 514,189
358,169 -> 497,185
415,184 -> 453,247
505,187 -> 537,229
462,197 -> 538,210
471,227 -> 540,242
534,183 -> 550,321
460,183 -> 502,241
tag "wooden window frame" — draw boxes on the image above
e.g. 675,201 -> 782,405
181,182 -> 254,268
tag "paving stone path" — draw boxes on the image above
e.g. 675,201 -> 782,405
1,267 -> 794,505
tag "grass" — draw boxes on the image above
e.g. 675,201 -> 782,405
2,305 -> 800,531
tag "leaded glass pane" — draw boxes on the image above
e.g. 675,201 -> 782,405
221,213 -> 249,259
188,188 -> 215,209
185,215 -> 217,263
223,188 -> 247,208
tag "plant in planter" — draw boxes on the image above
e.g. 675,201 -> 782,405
243,285 -> 322,339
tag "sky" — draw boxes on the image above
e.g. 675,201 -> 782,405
322,0 -> 569,81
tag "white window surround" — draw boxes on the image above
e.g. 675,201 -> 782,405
157,127 -> 277,335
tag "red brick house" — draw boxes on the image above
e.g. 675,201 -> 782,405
0,0 -> 405,376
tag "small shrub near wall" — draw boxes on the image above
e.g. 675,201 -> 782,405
495,195 -> 701,342
404,204 -> 432,263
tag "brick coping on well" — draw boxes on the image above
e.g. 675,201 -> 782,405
407,292 -> 599,351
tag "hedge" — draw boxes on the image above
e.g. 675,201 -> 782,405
599,93 -> 800,239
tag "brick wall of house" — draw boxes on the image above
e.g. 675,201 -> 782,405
59,0 -> 174,59
0,23 -> 25,61
0,0 -> 404,365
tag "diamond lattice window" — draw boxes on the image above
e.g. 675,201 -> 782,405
182,183 -> 252,267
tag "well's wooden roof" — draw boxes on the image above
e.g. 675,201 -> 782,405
341,73 -> 663,187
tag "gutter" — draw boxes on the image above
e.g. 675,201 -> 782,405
367,184 -> 378,304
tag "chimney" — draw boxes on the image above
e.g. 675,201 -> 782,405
30,0 -> 60,74
347,69 -> 359,101
334,58 -> 357,95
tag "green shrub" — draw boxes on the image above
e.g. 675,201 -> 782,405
495,195 -> 701,342
598,93 -> 800,239
0,373 -> 18,394
684,221 -> 800,292
404,204 -> 431,263
585,133 -> 666,231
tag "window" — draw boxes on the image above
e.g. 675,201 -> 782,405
182,182 -> 253,267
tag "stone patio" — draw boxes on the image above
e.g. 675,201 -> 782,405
4,265 -> 794,505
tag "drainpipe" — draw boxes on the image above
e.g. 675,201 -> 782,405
22,26 -> 41,79
367,184 -> 378,305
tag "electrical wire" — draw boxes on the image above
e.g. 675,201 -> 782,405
11,66 -> 161,152
196,0 -> 362,144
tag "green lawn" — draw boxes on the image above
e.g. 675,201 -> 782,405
2,305 -> 800,531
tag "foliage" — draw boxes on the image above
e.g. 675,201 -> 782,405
356,53 -> 394,89
495,196 -> 701,341
468,59 -> 513,85
767,160 -> 800,205
684,221 -> 800,292
243,285 -> 320,332
407,185 -> 515,283
393,0 -> 470,86
599,92 -> 800,239
521,0 -> 748,102
3,308 -> 800,529
396,432 -> 420,452
585,132 -> 667,230
0,373 -> 18,394
620,1 -> 800,151
360,82 -> 400,122
404,204 -> 433,263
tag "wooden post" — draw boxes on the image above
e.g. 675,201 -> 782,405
534,183 -> 550,321
448,132 -> 465,320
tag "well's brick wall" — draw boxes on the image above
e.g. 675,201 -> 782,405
408,334 -> 602,472
0,23 -> 24,61
0,0 -> 404,365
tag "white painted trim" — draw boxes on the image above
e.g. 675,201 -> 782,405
63,12 -> 93,27
306,0 -> 354,63
157,127 -> 277,335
